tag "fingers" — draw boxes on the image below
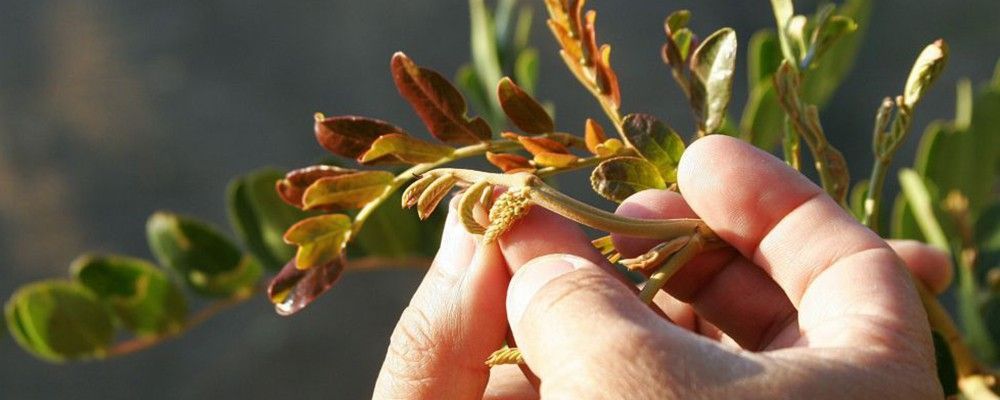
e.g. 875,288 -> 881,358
373,200 -> 510,399
497,205 -> 610,273
888,239 -> 953,294
678,136 -> 927,348
483,365 -> 537,400
614,189 -> 797,350
505,254 -> 758,398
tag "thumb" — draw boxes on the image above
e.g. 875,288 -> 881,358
506,254 -> 677,395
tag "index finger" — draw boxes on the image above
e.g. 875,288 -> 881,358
678,136 -> 927,344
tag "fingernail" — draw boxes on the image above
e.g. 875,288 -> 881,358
507,254 -> 591,329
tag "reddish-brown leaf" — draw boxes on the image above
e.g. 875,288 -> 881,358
314,114 -> 406,159
580,10 -> 599,66
486,152 -> 534,172
276,165 -> 360,209
358,133 -> 455,165
547,20 -> 582,60
596,45 -> 621,108
515,134 -> 570,156
497,78 -> 554,134
584,118 -> 607,155
390,52 -> 492,145
268,256 -> 344,316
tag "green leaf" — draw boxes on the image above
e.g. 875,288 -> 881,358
283,214 -> 352,270
498,77 -> 554,134
268,257 -> 344,316
915,83 -> 1000,214
665,10 -> 691,34
975,204 -> 1000,284
805,15 -> 856,66
147,212 -> 262,298
391,52 -> 493,145
621,114 -> 685,183
470,0 -> 504,101
903,40 -> 949,109
930,330 -> 959,398
314,115 -> 408,159
800,0 -> 870,107
747,30 -> 783,91
70,254 -> 187,337
301,170 -> 394,211
742,83 -> 785,151
359,134 -> 455,165
769,0 -> 796,65
228,168 -> 309,271
514,48 -> 539,96
848,179 -> 868,222
690,28 -> 738,134
350,190 -> 444,259
898,169 -> 949,251
891,195 -> 925,243
590,156 -> 667,203
5,281 -> 114,362
455,64 -> 501,128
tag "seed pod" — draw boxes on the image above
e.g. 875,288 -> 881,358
416,174 -> 458,220
458,180 -> 491,235
484,187 -> 532,243
401,174 -> 437,208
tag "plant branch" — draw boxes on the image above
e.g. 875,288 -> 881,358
105,290 -> 254,358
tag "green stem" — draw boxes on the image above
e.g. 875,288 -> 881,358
529,183 -> 711,240
639,234 -> 704,303
862,158 -> 889,231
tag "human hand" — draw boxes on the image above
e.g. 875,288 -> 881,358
373,135 -> 951,399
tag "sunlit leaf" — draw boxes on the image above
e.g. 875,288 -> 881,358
5,281 -> 114,362
229,168 -> 310,270
591,156 -> 667,203
416,175 -> 458,220
533,152 -> 578,168
301,171 -> 394,211
359,134 -> 455,165
147,212 -> 262,298
622,114 -> 685,183
70,254 -> 187,337
391,52 -> 492,145
268,257 -> 344,316
664,9 -> 690,35
283,214 -> 352,270
314,114 -> 407,159
584,118 -> 606,155
486,151 -> 534,172
690,28 -> 737,134
275,165 -> 359,209
903,40 -> 948,109
498,77 -> 554,134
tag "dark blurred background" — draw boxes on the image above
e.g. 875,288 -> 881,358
0,1 -> 996,398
